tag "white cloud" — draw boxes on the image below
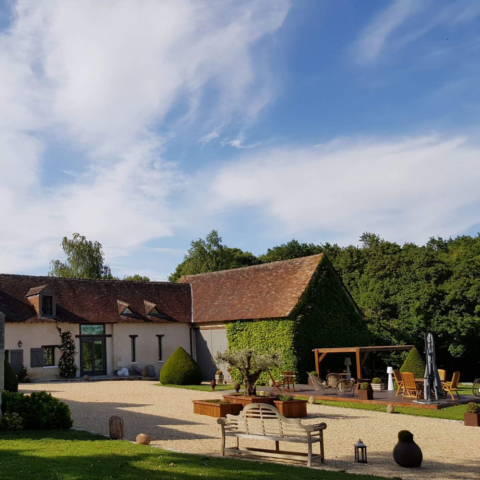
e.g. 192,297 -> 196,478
207,135 -> 480,244
0,0 -> 289,273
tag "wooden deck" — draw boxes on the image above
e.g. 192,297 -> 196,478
258,384 -> 476,410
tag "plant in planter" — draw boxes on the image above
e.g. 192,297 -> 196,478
273,394 -> 307,418
371,377 -> 385,391
215,370 -> 224,384
193,399 -> 243,418
393,430 -> 422,468
214,348 -> 282,397
464,402 -> 480,427
357,382 -> 373,400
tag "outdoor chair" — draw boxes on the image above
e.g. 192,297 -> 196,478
307,372 -> 330,393
393,369 -> 404,396
144,365 -> 155,377
336,378 -> 356,397
401,372 -> 423,400
131,364 -> 143,376
443,371 -> 461,400
282,371 -> 296,392
268,370 -> 283,395
326,373 -> 343,388
438,369 -> 446,383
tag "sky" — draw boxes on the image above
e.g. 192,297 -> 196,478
1,0 -> 480,280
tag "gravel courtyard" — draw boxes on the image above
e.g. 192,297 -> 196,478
22,381 -> 480,480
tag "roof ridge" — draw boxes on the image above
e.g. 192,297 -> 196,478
0,273 -> 185,286
180,253 -> 324,279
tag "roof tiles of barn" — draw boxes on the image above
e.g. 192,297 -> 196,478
179,254 -> 324,323
0,275 -> 191,324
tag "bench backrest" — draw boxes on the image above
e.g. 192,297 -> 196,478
225,403 -> 308,437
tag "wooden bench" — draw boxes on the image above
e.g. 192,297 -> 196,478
217,403 -> 327,467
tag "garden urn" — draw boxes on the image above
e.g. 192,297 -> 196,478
393,430 -> 422,468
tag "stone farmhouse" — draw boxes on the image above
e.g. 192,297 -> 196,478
0,254 -> 368,381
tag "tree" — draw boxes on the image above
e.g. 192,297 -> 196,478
258,239 -> 323,263
169,230 -> 259,282
214,348 -> 282,396
49,233 -> 112,279
123,275 -> 150,282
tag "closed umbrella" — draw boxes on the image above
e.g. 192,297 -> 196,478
423,333 -> 443,401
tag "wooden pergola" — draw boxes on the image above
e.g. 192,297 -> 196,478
314,345 -> 414,379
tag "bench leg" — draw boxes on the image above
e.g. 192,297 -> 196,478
320,431 -> 325,464
220,429 -> 226,456
307,440 -> 312,467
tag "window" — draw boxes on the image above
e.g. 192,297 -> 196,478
122,307 -> 134,315
157,335 -> 164,361
80,325 -> 105,335
149,307 -> 160,316
130,335 -> 137,362
42,296 -> 54,316
43,346 -> 55,366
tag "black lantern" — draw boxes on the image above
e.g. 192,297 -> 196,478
354,439 -> 367,463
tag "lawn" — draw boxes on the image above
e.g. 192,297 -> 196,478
157,383 -> 237,392
0,430 -> 388,480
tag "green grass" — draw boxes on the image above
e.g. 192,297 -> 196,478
301,384 -> 479,421
157,383 -> 237,392
0,429 -> 388,480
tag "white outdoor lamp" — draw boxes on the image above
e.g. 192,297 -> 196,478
344,357 -> 352,379
387,366 -> 394,391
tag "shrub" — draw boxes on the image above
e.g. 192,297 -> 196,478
398,430 -> 414,442
372,377 -> 382,384
4,359 -> 19,392
159,347 -> 202,385
360,382 -> 370,390
278,394 -> 294,402
17,366 -> 31,383
0,412 -> 23,430
467,402 -> 480,414
400,347 -> 425,379
1,391 -> 72,429
310,371 -> 318,377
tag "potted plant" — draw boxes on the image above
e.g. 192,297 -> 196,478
273,394 -> 307,418
371,377 -> 385,391
215,370 -> 224,385
464,402 -> 480,427
393,430 -> 422,468
357,382 -> 373,400
193,399 -> 243,418
215,348 -> 282,407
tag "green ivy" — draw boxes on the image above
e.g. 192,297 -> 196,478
226,256 -> 370,385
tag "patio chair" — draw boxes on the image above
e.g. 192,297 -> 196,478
326,373 -> 343,388
131,364 -> 143,376
144,365 -> 155,377
282,371 -> 296,392
443,371 -> 461,400
268,370 -> 283,395
438,369 -> 446,383
393,369 -> 404,396
401,372 -> 423,400
307,372 -> 329,393
336,378 -> 356,397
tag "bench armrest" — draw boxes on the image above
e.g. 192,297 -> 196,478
217,418 -> 227,425
305,422 -> 327,432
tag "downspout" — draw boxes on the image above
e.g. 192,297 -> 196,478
189,283 -> 196,359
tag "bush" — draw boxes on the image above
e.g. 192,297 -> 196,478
17,366 -> 31,383
400,347 -> 425,379
1,391 -> 72,429
360,382 -> 370,390
4,359 -> 19,392
159,347 -> 202,385
278,394 -> 294,402
398,430 -> 414,442
467,402 -> 480,414
0,412 -> 23,430
372,377 -> 382,384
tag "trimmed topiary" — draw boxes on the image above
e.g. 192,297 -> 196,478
400,347 -> 425,379
4,359 -> 19,393
360,382 -> 370,390
372,377 -> 382,384
159,347 -> 202,385
467,402 -> 480,414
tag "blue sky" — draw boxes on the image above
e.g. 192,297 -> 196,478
1,0 -> 480,280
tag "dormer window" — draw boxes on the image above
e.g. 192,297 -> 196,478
42,296 -> 54,316
149,307 -> 161,316
122,307 -> 134,315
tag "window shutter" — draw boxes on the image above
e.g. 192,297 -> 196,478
30,348 -> 44,368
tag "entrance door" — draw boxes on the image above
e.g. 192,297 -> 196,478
81,338 -> 106,376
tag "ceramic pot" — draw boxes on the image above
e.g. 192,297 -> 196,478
393,439 -> 423,468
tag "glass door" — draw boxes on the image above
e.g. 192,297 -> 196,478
81,338 -> 106,376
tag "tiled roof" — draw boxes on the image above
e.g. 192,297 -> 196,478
179,254 -> 324,323
0,275 -> 191,324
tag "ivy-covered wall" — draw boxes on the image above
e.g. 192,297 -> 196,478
226,255 -> 370,384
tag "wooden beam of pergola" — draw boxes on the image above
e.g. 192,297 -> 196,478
313,345 -> 414,379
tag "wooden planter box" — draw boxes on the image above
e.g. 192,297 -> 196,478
464,413 -> 480,427
371,383 -> 386,391
222,394 -> 277,408
357,389 -> 373,400
193,400 -> 243,418
273,400 -> 307,418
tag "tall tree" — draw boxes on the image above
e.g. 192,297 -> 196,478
168,230 -> 259,282
49,233 -> 113,279
123,275 -> 150,282
258,239 -> 323,263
